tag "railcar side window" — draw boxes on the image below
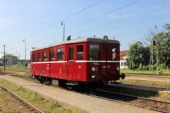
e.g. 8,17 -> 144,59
43,51 -> 47,61
50,49 -> 54,61
38,53 -> 41,61
57,48 -> 64,61
77,45 -> 83,60
89,45 -> 99,60
69,47 -> 74,60
32,54 -> 36,62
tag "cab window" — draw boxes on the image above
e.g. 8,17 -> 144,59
77,45 -> 83,60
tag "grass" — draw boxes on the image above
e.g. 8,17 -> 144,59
0,78 -> 86,113
0,65 -> 29,72
159,91 -> 170,100
121,68 -> 170,75
0,90 -> 30,113
0,65 -> 30,78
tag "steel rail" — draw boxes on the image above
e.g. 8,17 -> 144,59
0,84 -> 44,113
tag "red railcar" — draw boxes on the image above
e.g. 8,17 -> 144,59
31,37 -> 124,86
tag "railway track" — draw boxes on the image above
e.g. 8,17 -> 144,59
92,88 -> 170,113
0,84 -> 44,113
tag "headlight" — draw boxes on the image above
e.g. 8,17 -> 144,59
91,75 -> 96,79
91,66 -> 96,71
116,67 -> 120,71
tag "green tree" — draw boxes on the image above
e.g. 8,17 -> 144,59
165,24 -> 170,31
2,54 -> 18,65
127,41 -> 150,70
152,25 -> 170,67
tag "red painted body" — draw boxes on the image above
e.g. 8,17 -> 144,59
31,38 -> 121,84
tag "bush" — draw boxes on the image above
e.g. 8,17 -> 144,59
137,64 -> 149,71
138,64 -> 143,70
142,65 -> 149,71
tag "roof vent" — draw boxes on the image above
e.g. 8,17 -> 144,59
103,35 -> 108,40
67,35 -> 71,41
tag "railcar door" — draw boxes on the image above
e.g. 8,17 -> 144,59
42,49 -> 50,77
66,46 -> 76,80
49,48 -> 55,78
100,44 -> 108,80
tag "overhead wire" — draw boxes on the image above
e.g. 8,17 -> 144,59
68,0 -> 137,31
103,12 -> 170,39
63,0 -> 103,20
74,5 -> 170,35
26,0 -> 103,38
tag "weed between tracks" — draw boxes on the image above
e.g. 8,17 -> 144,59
0,78 -> 86,113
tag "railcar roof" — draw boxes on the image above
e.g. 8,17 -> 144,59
33,38 -> 119,51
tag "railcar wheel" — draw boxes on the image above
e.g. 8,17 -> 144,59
44,79 -> 52,85
38,77 -> 44,84
39,79 -> 43,84
120,73 -> 125,79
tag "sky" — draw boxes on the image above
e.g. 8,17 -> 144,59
0,0 -> 170,59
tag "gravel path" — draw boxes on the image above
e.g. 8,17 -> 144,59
0,75 -> 160,113
126,74 -> 170,82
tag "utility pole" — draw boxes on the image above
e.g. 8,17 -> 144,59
149,25 -> 157,72
18,52 -> 20,60
61,21 -> 65,41
3,45 -> 6,70
149,40 -> 154,72
23,39 -> 27,70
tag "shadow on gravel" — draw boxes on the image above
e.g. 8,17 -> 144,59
89,83 -> 163,102
72,83 -> 162,102
0,71 -> 8,75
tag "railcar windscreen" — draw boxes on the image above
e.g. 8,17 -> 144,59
89,45 -> 99,60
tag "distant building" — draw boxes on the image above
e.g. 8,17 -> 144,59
17,59 -> 30,65
120,50 -> 128,69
